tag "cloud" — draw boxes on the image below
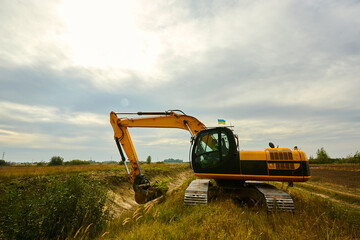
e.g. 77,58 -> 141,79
0,101 -> 106,126
0,1 -> 68,68
0,128 -> 90,149
0,101 -> 111,156
0,0 -> 359,162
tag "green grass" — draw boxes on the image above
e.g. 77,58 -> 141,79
0,163 -> 190,240
101,179 -> 360,240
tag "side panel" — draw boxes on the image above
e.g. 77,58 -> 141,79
236,148 -> 310,181
240,160 -> 268,175
239,151 -> 268,175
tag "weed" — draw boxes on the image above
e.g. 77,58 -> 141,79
150,178 -> 170,195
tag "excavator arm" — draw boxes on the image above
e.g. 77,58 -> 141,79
110,110 -> 206,203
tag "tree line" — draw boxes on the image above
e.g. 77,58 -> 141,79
4,149 -> 358,166
309,147 -> 360,164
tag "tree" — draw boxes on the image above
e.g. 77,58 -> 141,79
354,151 -> 360,161
146,155 -> 152,164
48,156 -> 64,166
0,159 -> 8,166
316,147 -> 330,163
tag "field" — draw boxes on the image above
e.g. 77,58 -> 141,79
294,164 -> 360,211
308,164 -> 360,188
0,163 -> 359,239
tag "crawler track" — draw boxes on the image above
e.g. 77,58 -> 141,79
184,179 -> 295,212
184,179 -> 210,206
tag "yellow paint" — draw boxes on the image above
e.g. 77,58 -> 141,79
195,173 -> 310,182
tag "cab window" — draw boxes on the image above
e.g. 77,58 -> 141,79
221,132 -> 229,156
194,130 -> 230,168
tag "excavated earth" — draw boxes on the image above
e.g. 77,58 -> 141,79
107,169 -> 193,217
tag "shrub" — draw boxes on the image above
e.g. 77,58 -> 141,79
310,148 -> 332,164
334,151 -> 360,164
151,178 -> 170,195
316,147 -> 330,163
0,160 -> 8,166
146,155 -> 152,164
0,175 -> 110,240
48,156 -> 64,166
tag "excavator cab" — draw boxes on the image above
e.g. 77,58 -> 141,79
192,127 -> 240,174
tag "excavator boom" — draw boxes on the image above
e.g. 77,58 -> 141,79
110,110 -> 206,203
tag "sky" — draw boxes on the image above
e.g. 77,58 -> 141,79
0,0 -> 360,163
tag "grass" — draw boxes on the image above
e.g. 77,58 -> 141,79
0,175 -> 110,240
100,178 -> 360,240
0,162 -> 189,179
0,163 -> 190,240
102,162 -> 360,239
0,164 -> 125,178
294,182 -> 360,206
1,163 -> 359,239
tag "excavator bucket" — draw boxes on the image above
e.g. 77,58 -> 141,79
133,184 -> 163,204
133,175 -> 163,204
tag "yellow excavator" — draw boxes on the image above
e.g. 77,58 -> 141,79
110,110 -> 310,211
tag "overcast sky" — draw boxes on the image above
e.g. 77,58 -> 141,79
1,0 -> 359,163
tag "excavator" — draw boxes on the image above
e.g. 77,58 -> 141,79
110,110 -> 310,212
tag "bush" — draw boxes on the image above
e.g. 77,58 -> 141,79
48,156 -> 64,166
334,151 -> 360,164
0,175 -> 110,240
0,160 -> 8,166
310,148 -> 332,164
316,147 -> 331,163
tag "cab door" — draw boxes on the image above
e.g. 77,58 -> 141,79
191,127 -> 239,174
